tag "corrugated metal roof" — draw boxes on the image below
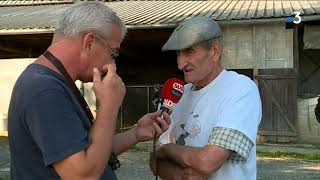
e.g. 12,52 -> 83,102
0,0 -> 73,7
0,0 -> 320,34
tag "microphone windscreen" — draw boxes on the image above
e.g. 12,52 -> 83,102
161,78 -> 184,104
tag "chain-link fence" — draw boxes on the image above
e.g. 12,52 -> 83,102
116,85 -> 162,132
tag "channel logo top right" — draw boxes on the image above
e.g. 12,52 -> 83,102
287,11 -> 302,24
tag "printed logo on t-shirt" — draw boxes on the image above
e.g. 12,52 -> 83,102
190,119 -> 201,138
176,112 -> 202,145
176,124 -> 189,145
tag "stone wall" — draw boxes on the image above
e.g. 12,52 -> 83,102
222,23 -> 293,70
297,96 -> 320,144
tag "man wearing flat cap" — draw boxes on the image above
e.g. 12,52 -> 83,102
150,16 -> 262,180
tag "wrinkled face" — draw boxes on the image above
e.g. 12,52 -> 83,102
177,43 -> 216,88
80,24 -> 123,82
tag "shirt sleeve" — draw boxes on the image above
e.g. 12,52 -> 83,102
210,82 -> 261,163
25,89 -> 90,167
208,127 -> 254,163
215,84 -> 262,143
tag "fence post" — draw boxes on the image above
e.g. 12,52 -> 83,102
80,82 -> 85,95
147,86 -> 150,113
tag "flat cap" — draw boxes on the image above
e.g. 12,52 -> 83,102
162,16 -> 222,51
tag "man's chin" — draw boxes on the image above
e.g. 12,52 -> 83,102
183,76 -> 192,84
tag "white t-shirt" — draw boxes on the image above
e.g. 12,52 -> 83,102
159,70 -> 262,180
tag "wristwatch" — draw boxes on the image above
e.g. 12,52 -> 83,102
108,152 -> 121,170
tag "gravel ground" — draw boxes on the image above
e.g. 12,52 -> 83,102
257,157 -> 320,180
115,151 -> 320,180
1,137 -> 320,180
115,151 -> 154,180
0,137 -> 9,180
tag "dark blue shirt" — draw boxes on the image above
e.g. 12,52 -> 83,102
8,64 -> 116,180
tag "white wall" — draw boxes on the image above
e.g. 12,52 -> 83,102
0,59 -> 97,126
0,59 -> 35,115
0,59 -> 35,131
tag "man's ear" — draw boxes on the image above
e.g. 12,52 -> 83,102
210,41 -> 222,62
82,33 -> 95,52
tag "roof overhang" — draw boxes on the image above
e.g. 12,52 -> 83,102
1,1 -> 320,35
1,15 -> 320,35
0,28 -> 54,35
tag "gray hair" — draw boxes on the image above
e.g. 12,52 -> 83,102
201,36 -> 224,50
55,1 -> 126,39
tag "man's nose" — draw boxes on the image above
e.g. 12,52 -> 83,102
177,56 -> 187,71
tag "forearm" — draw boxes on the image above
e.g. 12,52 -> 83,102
162,144 -> 227,176
112,127 -> 139,155
157,158 -> 184,180
162,144 -> 194,168
52,103 -> 119,179
157,159 -> 207,180
85,103 -> 119,176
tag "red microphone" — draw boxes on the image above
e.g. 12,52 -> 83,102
160,78 -> 184,113
153,78 -> 184,180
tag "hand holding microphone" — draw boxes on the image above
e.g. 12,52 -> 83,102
151,78 -> 184,138
153,78 -> 184,180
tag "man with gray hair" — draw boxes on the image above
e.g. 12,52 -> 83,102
150,16 -> 262,180
8,1 -> 170,179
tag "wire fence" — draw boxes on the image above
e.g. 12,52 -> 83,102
116,85 -> 162,132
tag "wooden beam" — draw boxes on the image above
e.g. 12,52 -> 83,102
293,26 -> 299,74
0,45 -> 26,56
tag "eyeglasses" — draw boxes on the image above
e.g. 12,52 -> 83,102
95,34 -> 120,59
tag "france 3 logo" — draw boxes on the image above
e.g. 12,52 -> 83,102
287,11 -> 302,24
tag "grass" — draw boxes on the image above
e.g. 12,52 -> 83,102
130,143 -> 150,152
129,143 -> 320,161
0,176 -> 10,180
128,140 -> 320,161
257,151 -> 320,161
